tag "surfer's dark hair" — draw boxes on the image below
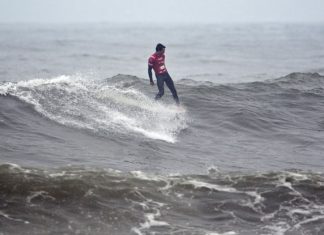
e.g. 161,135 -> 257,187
156,43 -> 166,52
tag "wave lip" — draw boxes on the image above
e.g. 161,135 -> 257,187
0,75 -> 188,143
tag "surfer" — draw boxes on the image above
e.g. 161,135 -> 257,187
148,43 -> 180,105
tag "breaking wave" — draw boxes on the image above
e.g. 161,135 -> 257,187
0,75 -> 187,143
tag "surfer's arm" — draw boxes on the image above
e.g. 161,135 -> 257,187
148,66 -> 154,85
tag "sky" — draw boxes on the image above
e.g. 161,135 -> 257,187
0,0 -> 324,24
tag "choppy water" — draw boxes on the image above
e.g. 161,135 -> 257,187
0,163 -> 323,235
1,23 -> 324,234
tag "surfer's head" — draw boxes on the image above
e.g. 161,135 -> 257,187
156,43 -> 166,54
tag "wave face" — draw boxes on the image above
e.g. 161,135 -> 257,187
0,164 -> 323,235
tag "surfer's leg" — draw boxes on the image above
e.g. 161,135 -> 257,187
165,74 -> 180,104
155,75 -> 165,100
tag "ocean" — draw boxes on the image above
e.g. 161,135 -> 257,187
0,23 -> 324,234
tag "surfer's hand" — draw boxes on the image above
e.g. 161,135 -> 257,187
150,81 -> 154,86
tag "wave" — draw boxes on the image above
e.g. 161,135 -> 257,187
0,75 -> 187,143
179,72 -> 324,91
0,163 -> 323,234
179,73 -> 324,138
1,72 -> 324,143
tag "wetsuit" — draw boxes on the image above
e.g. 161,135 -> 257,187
148,52 -> 180,104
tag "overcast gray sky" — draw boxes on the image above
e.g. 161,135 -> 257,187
1,0 -> 324,24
